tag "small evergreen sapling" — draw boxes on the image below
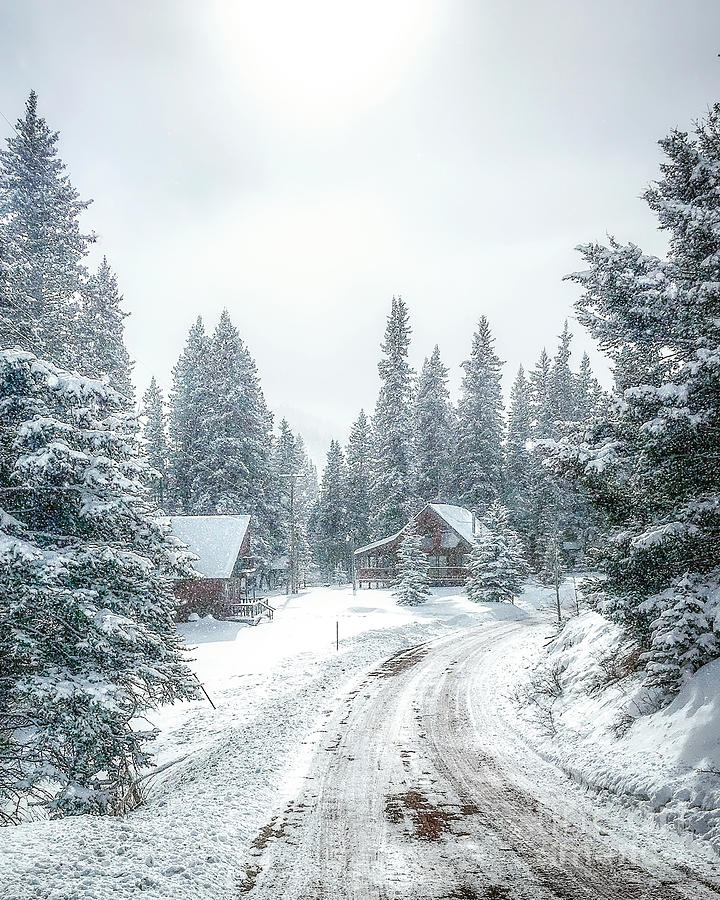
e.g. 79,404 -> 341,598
466,503 -> 527,604
393,524 -> 431,606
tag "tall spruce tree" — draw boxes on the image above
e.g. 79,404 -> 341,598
0,349 -> 197,819
371,296 -> 416,535
547,321 -> 575,433
415,345 -> 453,503
0,92 -> 92,367
169,317 -> 210,513
562,103 -> 720,698
575,352 -> 604,424
79,257 -> 133,401
344,409 -> 373,547
314,440 -> 349,581
453,316 -> 504,513
194,311 -> 277,564
141,376 -> 169,505
274,420 -> 317,588
529,348 -> 552,439
505,365 -> 533,542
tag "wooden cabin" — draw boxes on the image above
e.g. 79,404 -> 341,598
161,515 -> 274,622
354,503 -> 481,588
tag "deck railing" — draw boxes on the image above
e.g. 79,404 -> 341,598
226,599 -> 275,621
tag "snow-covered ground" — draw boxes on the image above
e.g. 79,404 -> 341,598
0,586 -> 527,900
514,605 -> 720,851
2,582 -> 719,899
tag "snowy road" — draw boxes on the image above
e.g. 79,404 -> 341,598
241,620 -> 720,900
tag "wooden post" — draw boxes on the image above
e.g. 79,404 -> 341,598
336,620 -> 339,652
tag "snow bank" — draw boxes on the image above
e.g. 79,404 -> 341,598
0,586 -> 521,900
517,606 -> 720,851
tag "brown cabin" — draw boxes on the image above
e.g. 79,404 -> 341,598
354,503 -> 481,588
161,515 -> 274,622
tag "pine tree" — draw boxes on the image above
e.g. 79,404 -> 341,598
0,349 -> 197,819
344,409 -> 373,547
453,316 -> 504,513
529,348 -> 552,439
141,376 -> 168,505
314,440 -> 348,581
505,366 -> 533,542
0,92 -> 92,367
575,352 -> 604,424
78,257 -> 133,401
466,503 -> 527,604
644,576 -> 718,697
371,296 -> 416,535
547,321 -> 576,435
393,523 -> 431,606
415,346 -> 453,503
274,421 -> 317,589
197,311 -> 277,565
561,103 -> 720,694
168,317 -> 210,512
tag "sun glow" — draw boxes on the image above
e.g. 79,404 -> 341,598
215,0 -> 442,129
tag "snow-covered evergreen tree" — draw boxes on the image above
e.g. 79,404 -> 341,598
466,503 -> 527,604
0,92 -> 92,368
274,420 -> 317,589
343,409 -> 373,547
168,316 -> 210,512
141,376 -> 168,505
313,440 -> 348,581
452,316 -> 504,513
393,523 -> 431,606
643,576 -> 719,696
529,348 -> 552,440
505,365 -> 533,543
78,257 -> 133,401
371,296 -> 416,535
561,102 -> 720,695
0,349 -> 197,820
547,321 -> 575,434
575,352 -> 604,424
414,345 -> 453,503
197,311 -> 277,565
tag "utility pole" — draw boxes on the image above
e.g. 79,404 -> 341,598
279,472 -> 306,595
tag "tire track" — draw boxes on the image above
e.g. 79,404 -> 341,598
240,624 -> 720,900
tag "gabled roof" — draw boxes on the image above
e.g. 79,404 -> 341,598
355,503 -> 481,556
161,515 -> 251,578
428,503 -> 481,546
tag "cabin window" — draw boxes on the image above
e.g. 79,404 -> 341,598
428,554 -> 447,568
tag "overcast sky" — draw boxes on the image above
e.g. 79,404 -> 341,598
1,1 -> 719,467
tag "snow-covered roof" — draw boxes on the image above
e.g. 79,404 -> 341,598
428,503 -> 482,545
355,503 -> 481,556
161,515 -> 251,579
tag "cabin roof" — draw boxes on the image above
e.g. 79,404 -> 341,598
160,514 -> 251,578
354,503 -> 481,556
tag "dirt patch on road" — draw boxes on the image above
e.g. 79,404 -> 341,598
369,644 -> 429,678
385,789 -> 459,841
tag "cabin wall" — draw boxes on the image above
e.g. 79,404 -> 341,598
174,578 -> 227,620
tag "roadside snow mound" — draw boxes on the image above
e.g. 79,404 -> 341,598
520,610 -> 720,851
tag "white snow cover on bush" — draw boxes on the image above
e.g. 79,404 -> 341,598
517,608 -> 720,850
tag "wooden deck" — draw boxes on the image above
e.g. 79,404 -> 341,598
357,566 -> 467,588
226,599 -> 275,623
